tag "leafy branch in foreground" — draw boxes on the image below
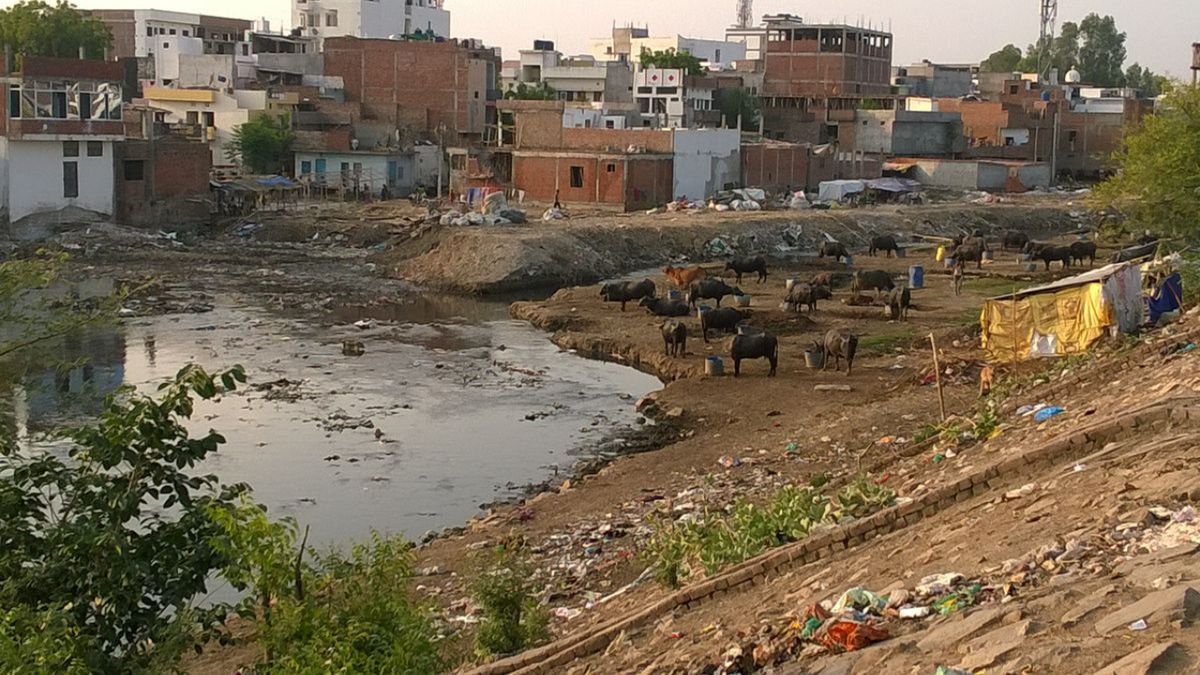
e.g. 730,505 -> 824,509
0,364 -> 248,672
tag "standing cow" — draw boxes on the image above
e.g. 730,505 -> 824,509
819,329 -> 859,376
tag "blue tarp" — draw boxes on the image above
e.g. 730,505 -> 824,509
255,175 -> 298,189
1148,272 -> 1183,323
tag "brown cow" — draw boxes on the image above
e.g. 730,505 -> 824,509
663,265 -> 707,288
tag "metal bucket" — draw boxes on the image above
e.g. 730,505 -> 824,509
735,295 -> 751,308
909,265 -> 925,289
841,254 -> 854,266
895,247 -> 907,259
705,356 -> 725,377
804,349 -> 825,369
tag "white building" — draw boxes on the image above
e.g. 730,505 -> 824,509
139,87 -> 270,166
292,0 -> 450,45
0,57 -> 125,231
590,34 -> 745,70
672,129 -> 740,200
634,67 -> 716,128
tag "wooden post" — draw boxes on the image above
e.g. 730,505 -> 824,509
930,333 -> 947,422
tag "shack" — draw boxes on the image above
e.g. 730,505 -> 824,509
980,262 -> 1143,362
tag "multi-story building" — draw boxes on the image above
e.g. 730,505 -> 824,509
0,56 -> 125,229
85,10 -> 253,88
892,61 -> 974,98
322,36 -> 500,145
634,67 -> 728,129
292,0 -> 449,46
501,42 -> 634,109
137,88 -> 277,167
590,27 -> 745,70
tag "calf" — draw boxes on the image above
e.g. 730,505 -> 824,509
819,241 -> 849,260
1035,246 -> 1073,271
869,234 -> 900,257
663,265 -> 706,289
1069,241 -> 1097,267
700,307 -> 745,342
730,331 -> 778,377
687,279 -> 743,308
819,329 -> 859,376
725,256 -> 769,284
851,270 -> 895,297
787,283 -> 832,314
600,278 -> 655,311
885,286 -> 912,321
660,320 -> 687,357
638,296 -> 690,317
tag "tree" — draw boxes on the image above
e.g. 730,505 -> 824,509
504,81 -> 556,101
227,114 -> 293,175
980,44 -> 1022,73
715,88 -> 759,131
638,48 -> 705,77
1076,13 -> 1127,86
1092,84 -> 1200,240
0,1 -> 112,63
1123,62 -> 1167,98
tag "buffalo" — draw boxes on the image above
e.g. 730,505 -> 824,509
953,241 -> 987,270
700,307 -> 745,342
1034,246 -> 1072,271
638,296 -> 691,317
819,329 -> 859,376
851,270 -> 895,297
819,241 -> 849,260
687,279 -> 743,309
869,235 -> 900,257
725,256 -> 769,284
1002,230 -> 1030,251
787,283 -> 832,314
660,321 -> 687,357
600,279 -> 655,311
1069,241 -> 1097,267
730,331 -> 778,377
885,286 -> 912,321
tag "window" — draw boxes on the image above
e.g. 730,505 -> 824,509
146,27 -> 154,36
87,141 -> 103,157
715,49 -> 721,63
8,87 -> 18,119
353,162 -> 362,176
79,92 -> 92,120
63,141 -> 79,157
51,91 -> 67,118
168,28 -> 176,35
658,87 -> 677,95
326,10 -> 338,26
569,166 -> 584,188
242,44 -> 250,56
123,160 -> 145,181
163,42 -> 170,50
606,163 -> 616,173
300,160 -> 312,175
186,110 -> 199,125
182,30 -> 189,36
1068,130 -> 1078,151
63,161 -> 78,198
202,111 -> 214,127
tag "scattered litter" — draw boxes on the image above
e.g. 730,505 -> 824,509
915,573 -> 964,596
1034,406 -> 1065,422
898,606 -> 931,619
553,607 -> 582,621
717,455 -> 743,469
1129,618 -> 1148,631
353,319 -> 376,330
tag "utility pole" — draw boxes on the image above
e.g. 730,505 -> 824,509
736,0 -> 753,29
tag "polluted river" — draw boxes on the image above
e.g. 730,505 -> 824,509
15,289 -> 661,550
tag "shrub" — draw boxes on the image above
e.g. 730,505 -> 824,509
471,547 -> 548,658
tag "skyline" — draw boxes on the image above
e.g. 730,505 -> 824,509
7,0 -> 1196,78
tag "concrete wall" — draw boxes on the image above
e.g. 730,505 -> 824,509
8,139 -> 114,223
512,153 -> 672,210
177,54 -> 236,88
909,159 -> 983,191
295,151 -> 415,195
671,128 -> 739,199
851,110 -> 964,157
151,35 -> 204,83
114,139 -> 211,226
742,143 -> 809,193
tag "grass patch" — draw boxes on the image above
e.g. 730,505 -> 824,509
859,329 -> 917,355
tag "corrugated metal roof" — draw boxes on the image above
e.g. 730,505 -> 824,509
988,262 -> 1134,299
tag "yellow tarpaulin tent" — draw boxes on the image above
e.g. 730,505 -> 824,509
981,263 -> 1143,362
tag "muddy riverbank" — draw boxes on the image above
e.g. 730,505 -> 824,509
381,201 -> 1087,294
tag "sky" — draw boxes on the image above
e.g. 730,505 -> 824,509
17,0 -> 1198,77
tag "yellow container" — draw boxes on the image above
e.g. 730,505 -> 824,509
935,245 -> 946,262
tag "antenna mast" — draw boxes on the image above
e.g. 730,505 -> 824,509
1037,0 -> 1058,81
736,0 -> 753,29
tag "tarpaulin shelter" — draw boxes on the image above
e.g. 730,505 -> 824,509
864,177 -> 921,193
980,262 -> 1143,362
817,180 -> 866,203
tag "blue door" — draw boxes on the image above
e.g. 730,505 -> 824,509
314,158 -> 327,178
387,160 -> 399,186
300,160 -> 312,176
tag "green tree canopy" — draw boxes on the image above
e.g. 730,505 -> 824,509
0,1 -> 112,64
981,44 -> 1022,73
638,48 -> 705,77
504,81 -> 556,101
716,88 -> 760,131
227,114 -> 293,175
1092,84 -> 1200,239
1123,62 -> 1168,98
1076,13 -> 1127,87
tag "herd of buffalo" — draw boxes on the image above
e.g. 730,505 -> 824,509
597,228 -> 1120,377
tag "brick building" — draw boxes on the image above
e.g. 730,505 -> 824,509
116,107 -> 212,227
323,36 -> 500,145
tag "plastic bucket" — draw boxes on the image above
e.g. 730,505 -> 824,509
982,250 -> 995,262
786,278 -> 800,291
697,305 -> 712,320
841,254 -> 854,266
735,295 -> 751,308
804,349 -> 825,369
944,257 -> 957,269
909,265 -> 925,289
895,247 -> 907,259
666,289 -> 682,301
705,356 -> 725,377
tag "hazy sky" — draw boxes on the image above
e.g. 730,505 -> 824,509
20,0 -> 1198,77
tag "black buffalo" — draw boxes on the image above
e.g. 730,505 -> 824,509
730,331 -> 778,377
638,296 -> 690,317
687,279 -> 744,309
725,257 -> 769,284
660,320 -> 687,357
700,307 -> 745,342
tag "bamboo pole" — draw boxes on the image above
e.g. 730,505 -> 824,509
930,333 -> 947,422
